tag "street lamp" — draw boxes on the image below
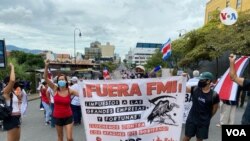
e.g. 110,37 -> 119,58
74,28 -> 82,65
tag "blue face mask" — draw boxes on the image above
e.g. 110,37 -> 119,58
58,80 -> 66,87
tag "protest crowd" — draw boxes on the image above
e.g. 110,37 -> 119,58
1,54 -> 250,141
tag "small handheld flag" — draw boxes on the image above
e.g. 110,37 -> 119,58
161,38 -> 171,61
103,67 -> 110,80
153,65 -> 162,72
149,65 -> 162,77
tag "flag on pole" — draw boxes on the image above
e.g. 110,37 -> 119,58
153,65 -> 162,73
103,67 -> 110,79
161,38 -> 171,61
214,56 -> 249,101
149,65 -> 162,77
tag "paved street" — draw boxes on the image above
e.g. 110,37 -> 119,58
0,97 -> 247,141
112,63 -> 129,80
180,104 -> 245,141
0,99 -> 86,141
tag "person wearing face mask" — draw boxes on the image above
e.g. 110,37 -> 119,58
44,60 -> 79,141
1,63 -> 23,141
183,72 -> 220,141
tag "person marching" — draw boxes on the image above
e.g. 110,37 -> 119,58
229,54 -> 250,124
47,81 -> 56,128
1,63 -> 22,141
183,72 -> 220,141
40,81 -> 51,125
70,76 -> 82,125
44,59 -> 79,141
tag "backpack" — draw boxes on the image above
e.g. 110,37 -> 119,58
0,91 -> 13,120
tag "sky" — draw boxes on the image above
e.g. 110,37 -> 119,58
0,0 -> 210,59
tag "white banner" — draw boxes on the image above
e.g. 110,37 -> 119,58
79,76 -> 186,141
182,79 -> 198,123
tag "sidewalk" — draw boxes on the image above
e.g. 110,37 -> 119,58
27,93 -> 40,101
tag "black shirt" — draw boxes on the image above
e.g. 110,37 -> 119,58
186,86 -> 220,126
243,79 -> 250,96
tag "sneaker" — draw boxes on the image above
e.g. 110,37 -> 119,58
216,123 -> 221,127
40,108 -> 44,111
45,121 -> 50,125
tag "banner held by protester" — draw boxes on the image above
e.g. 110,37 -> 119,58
79,76 -> 186,141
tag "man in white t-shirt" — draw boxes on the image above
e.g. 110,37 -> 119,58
37,80 -> 44,111
70,76 -> 82,125
188,70 -> 200,83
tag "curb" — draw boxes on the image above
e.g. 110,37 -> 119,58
28,97 -> 40,102
27,94 -> 40,102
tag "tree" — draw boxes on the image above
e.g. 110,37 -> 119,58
0,51 -> 44,93
0,57 -> 27,80
123,59 -> 127,64
144,49 -> 168,70
145,10 -> 250,70
10,51 -> 44,69
100,62 -> 118,73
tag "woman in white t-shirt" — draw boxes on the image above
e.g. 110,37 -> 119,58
2,63 -> 22,141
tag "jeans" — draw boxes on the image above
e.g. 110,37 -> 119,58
40,98 -> 44,109
71,104 -> 82,124
242,97 -> 250,125
42,102 -> 51,123
50,103 -> 55,127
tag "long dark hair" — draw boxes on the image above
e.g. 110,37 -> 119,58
56,74 -> 69,90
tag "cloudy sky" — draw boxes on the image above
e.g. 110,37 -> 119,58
0,0 -> 209,59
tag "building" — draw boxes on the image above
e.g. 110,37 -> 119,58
85,41 -> 115,62
48,60 -> 95,72
205,0 -> 250,24
84,41 -> 101,60
40,51 -> 56,61
39,50 -> 94,72
125,48 -> 133,64
56,53 -> 71,62
129,43 -> 162,66
100,42 -> 115,59
114,53 -> 121,64
76,52 -> 84,61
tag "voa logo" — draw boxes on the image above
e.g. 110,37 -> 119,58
120,138 -> 142,141
226,129 -> 246,136
220,7 -> 238,25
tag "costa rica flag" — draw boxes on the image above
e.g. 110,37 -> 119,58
214,56 -> 249,101
161,38 -> 171,61
103,67 -> 110,79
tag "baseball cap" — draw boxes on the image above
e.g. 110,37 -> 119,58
71,76 -> 78,82
198,72 -> 214,80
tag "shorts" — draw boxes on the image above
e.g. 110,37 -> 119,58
3,115 -> 21,131
185,122 -> 209,140
54,116 -> 73,126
